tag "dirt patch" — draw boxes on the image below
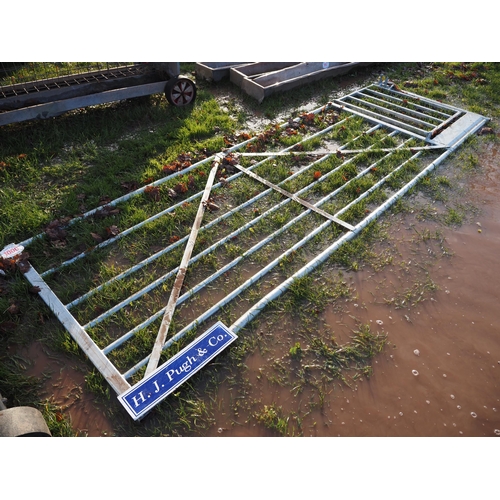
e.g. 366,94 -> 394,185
21,341 -> 115,436
205,140 -> 500,437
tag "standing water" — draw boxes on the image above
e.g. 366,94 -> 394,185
205,141 -> 500,437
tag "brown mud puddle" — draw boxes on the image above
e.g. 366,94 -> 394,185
207,142 -> 500,437
21,341 -> 115,436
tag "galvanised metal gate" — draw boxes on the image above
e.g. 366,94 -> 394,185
1,79 -> 488,420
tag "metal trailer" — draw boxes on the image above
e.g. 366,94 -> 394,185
0,62 -> 197,126
1,79 -> 489,421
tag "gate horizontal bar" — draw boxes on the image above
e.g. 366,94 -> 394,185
344,94 -> 438,129
354,90 -> 445,123
333,99 -> 432,139
363,87 -> 452,119
84,126 -> 385,331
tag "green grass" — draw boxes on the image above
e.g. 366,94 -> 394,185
443,207 -> 465,226
254,404 -> 291,436
39,400 -> 76,436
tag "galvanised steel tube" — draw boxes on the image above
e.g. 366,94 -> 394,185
40,188 -> 206,278
377,83 -> 465,114
105,144 -> 405,352
66,190 -> 268,308
354,90 -> 445,124
103,126 -> 394,349
18,153 -> 220,249
364,88 -> 452,119
83,125 -> 385,327
17,102 -> 339,250
40,116 -> 353,278
162,137 -> 414,340
230,116 -> 489,334
229,150 -> 424,334
346,95 -> 438,130
103,194 -> 321,354
122,216 -> 334,379
335,150 -> 423,218
67,118 -> 362,308
335,100 -> 431,138
86,150 -> 345,328
119,129 -> 412,373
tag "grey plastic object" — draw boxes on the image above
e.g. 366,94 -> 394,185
0,407 -> 52,437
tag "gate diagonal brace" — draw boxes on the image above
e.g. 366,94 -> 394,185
144,154 -> 223,378
232,160 -> 355,232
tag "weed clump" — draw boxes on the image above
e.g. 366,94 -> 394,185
254,404 -> 290,436
289,342 -> 303,359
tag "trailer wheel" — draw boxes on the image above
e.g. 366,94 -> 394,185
165,78 -> 197,106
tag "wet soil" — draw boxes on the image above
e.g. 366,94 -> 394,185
21,341 -> 115,436
206,141 -> 500,437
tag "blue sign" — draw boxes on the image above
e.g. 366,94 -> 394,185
118,322 -> 237,420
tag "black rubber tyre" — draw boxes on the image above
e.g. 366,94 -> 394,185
165,78 -> 197,106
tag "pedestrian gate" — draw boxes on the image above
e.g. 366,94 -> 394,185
1,80 -> 488,420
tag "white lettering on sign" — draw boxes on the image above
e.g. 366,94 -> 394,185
1,244 -> 24,260
131,391 -> 147,408
165,352 -> 201,382
208,334 -> 225,346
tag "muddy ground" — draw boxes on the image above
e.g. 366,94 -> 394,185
199,141 -> 500,438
